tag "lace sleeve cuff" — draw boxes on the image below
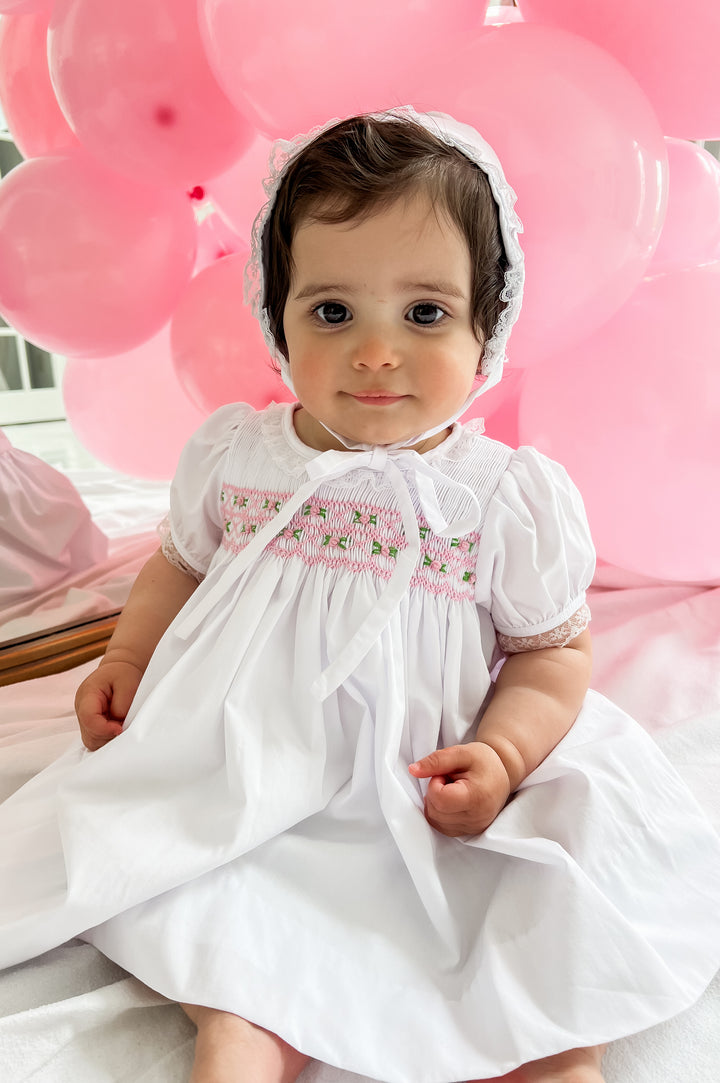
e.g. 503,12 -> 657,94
496,603 -> 591,654
157,515 -> 205,583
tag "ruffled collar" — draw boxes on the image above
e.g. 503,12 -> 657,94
262,401 -> 484,479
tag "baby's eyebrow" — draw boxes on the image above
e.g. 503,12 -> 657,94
293,280 -> 467,301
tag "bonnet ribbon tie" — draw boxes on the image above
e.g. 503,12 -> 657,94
176,447 -> 481,700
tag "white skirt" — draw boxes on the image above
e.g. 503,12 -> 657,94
2,673 -> 720,1082
2,551 -> 720,1081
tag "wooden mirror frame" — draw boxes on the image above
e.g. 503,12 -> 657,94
0,610 -> 121,687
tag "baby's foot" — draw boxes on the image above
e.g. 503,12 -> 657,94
182,1003 -> 310,1083
470,1043 -> 606,1083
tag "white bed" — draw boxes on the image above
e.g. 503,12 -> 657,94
0,445 -> 718,1083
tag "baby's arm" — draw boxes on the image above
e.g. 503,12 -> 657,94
409,630 -> 592,836
75,548 -> 199,750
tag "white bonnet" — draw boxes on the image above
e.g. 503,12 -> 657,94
243,105 -> 524,443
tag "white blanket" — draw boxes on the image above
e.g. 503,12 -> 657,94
1,560 -> 719,1082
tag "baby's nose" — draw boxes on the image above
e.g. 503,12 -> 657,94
351,334 -> 400,369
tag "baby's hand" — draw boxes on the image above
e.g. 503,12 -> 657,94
74,660 -> 143,751
408,742 -> 512,837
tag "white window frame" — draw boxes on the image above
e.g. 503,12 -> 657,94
0,337 -> 67,424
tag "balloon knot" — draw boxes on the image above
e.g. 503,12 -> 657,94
155,105 -> 177,127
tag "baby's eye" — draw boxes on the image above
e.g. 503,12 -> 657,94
408,303 -> 447,325
312,302 -> 350,324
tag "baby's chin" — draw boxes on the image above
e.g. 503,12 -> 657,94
293,404 -> 453,453
336,424 -> 454,454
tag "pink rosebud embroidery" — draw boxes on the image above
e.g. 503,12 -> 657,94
371,540 -> 397,559
358,513 -> 371,525
429,559 -> 442,572
282,528 -> 295,540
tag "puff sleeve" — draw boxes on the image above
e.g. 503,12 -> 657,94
159,403 -> 252,581
474,446 -> 596,651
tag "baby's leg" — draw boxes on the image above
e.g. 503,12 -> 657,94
469,1043 -> 607,1082
182,1003 -> 311,1083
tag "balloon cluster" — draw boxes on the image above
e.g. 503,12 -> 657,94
0,0 -> 718,579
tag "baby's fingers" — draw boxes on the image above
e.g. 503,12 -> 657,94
81,721 -> 124,752
426,775 -> 471,814
76,688 -> 122,750
409,745 -> 474,780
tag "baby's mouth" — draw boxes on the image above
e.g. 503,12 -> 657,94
349,391 -> 408,405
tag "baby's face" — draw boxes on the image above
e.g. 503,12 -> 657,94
282,192 -> 482,452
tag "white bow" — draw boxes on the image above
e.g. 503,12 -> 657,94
176,447 -> 481,700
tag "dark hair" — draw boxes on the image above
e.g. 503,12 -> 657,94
261,114 -> 508,365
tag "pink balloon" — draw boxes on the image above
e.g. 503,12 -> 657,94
0,9 -> 79,157
63,326 -> 206,481
48,0 -> 253,187
0,153 -> 196,357
648,139 -> 720,274
198,0 -> 486,137
0,1 -> 50,13
192,206 -> 246,274
518,263 -> 720,582
204,134 -> 274,244
170,253 -> 295,414
517,0 -> 720,139
407,23 -> 668,366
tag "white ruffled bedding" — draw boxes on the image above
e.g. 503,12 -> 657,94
0,467 -> 719,1081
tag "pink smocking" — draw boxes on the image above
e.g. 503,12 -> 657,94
220,484 -> 481,601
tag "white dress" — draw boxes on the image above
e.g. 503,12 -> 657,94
1,402 -> 720,1083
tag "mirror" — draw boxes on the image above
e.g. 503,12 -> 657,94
0,420 -> 170,681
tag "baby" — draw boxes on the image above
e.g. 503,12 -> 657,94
2,108 -> 719,1083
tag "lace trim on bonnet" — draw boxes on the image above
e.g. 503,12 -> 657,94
243,105 -> 524,386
